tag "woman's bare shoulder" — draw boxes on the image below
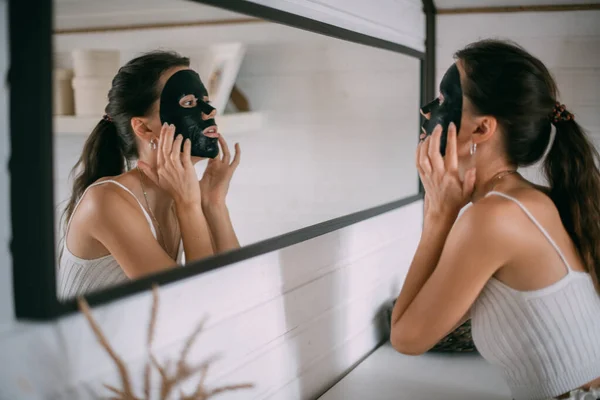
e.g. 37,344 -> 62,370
463,186 -> 557,237
73,172 -> 142,226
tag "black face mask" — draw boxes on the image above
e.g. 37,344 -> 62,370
420,63 -> 463,156
159,69 -> 219,158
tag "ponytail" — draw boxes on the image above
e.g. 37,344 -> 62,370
60,118 -> 125,236
543,119 -> 600,294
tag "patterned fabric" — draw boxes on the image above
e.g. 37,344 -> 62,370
384,298 -> 477,353
429,319 -> 477,353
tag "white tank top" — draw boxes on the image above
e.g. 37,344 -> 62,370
57,180 -> 184,301
471,191 -> 600,400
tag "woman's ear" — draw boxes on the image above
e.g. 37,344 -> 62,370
472,115 -> 498,145
131,117 -> 154,141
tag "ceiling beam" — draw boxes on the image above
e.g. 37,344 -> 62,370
437,3 -> 600,14
53,17 -> 261,35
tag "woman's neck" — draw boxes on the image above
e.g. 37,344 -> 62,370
470,160 -> 518,203
134,165 -> 174,213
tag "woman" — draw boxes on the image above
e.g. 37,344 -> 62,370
390,39 -> 600,400
58,51 -> 241,300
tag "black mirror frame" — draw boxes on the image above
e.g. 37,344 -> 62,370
9,0 -> 431,320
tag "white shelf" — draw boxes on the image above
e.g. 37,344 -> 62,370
53,111 -> 264,136
319,342 -> 511,400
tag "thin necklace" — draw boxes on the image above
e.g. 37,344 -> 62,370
137,166 -> 176,257
488,169 -> 518,192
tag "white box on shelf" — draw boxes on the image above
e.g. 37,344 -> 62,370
72,49 -> 120,78
72,77 -> 112,116
53,68 -> 74,116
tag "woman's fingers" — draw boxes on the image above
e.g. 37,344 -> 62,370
427,124 -> 445,175
181,138 -> 194,170
155,136 -> 164,172
170,134 -> 184,169
218,135 -> 231,164
162,123 -> 175,162
231,143 -> 241,169
416,135 -> 424,170
445,122 -> 458,173
418,135 -> 432,175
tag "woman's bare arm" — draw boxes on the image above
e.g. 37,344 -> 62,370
390,202 -> 512,355
198,137 -> 241,254
202,203 -> 240,253
83,183 -> 215,278
85,186 -> 178,279
175,202 -> 215,262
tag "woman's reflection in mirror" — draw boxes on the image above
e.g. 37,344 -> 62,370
57,50 -> 241,301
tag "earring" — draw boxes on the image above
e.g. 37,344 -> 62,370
149,138 -> 158,150
470,143 -> 477,156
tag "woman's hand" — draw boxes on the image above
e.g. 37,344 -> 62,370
200,135 -> 241,208
138,123 -> 201,208
417,123 -> 476,222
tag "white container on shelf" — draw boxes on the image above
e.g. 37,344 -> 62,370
72,77 -> 112,117
72,49 -> 120,78
53,68 -> 74,116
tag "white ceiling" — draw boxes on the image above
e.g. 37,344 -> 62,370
54,0 -> 252,31
54,0 -> 600,31
435,0 -> 600,8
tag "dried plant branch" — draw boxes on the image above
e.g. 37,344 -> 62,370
147,285 -> 160,347
80,286 -> 254,400
176,317 -> 207,377
78,297 -> 137,399
197,365 -> 209,389
103,384 -> 126,396
144,285 -> 160,400
143,363 -> 152,400
149,353 -> 169,399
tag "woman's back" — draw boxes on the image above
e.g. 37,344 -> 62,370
470,190 -> 600,400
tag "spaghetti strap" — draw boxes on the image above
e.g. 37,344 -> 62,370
65,180 -> 157,240
485,191 -> 572,273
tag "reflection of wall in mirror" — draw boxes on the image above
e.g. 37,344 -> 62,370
54,37 -> 420,251
221,39 -> 420,246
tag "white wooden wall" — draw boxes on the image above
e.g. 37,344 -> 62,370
435,0 -> 600,7
0,204 -> 422,400
52,0 -> 425,53
246,0 -> 425,52
0,1 -> 425,399
436,10 -> 600,185
53,0 -> 427,53
53,0 -> 249,31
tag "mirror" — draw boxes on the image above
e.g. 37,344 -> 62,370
52,0 -> 421,301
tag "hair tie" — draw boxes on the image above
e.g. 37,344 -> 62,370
102,114 -> 113,123
549,102 -> 574,124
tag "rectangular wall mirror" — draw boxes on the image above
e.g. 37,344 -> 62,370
11,0 -> 425,319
